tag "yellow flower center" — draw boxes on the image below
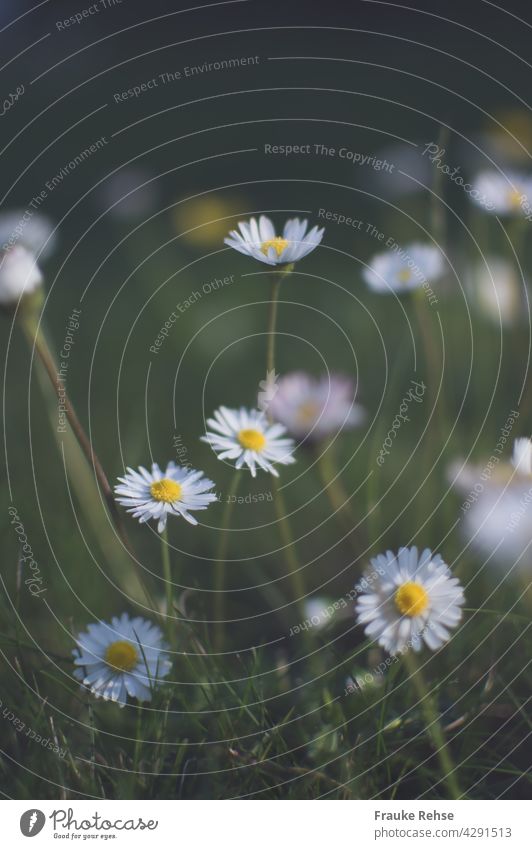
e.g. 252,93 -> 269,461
150,478 -> 182,503
508,188 -> 524,209
238,428 -> 266,451
398,267 -> 412,283
296,400 -> 321,425
261,236 -> 289,258
105,640 -> 138,672
394,581 -> 429,617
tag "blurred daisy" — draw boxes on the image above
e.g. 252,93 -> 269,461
0,210 -> 57,260
362,243 -> 444,294
73,613 -> 171,706
451,438 -> 532,569
201,406 -> 296,477
115,461 -> 217,533
355,546 -> 464,654
224,215 -> 324,266
99,168 -> 160,221
466,256 -> 522,327
470,170 -> 532,216
0,246 -> 43,308
268,372 -> 365,440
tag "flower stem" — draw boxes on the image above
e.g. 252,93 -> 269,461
316,443 -> 363,558
19,309 -> 155,610
403,651 -> 462,799
265,263 -> 294,383
214,472 -> 241,651
20,310 -> 130,551
160,525 -> 173,620
272,477 -> 305,608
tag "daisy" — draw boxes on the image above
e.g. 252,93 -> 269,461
450,438 -> 532,569
466,256 -> 522,327
470,170 -> 532,216
224,214 -> 324,266
73,613 -> 171,706
0,210 -> 57,260
114,461 -> 217,533
355,546 -> 464,654
0,245 -> 43,308
268,371 -> 365,440
201,405 -> 296,477
362,242 -> 445,294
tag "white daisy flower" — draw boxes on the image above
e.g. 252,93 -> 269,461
466,256 -> 522,327
114,461 -> 217,533
450,438 -> 532,570
470,170 -> 532,216
224,214 -> 324,266
511,437 -> 532,475
73,613 -> 171,707
362,242 -> 445,294
355,546 -> 465,654
268,372 -> 365,440
201,405 -> 296,477
0,245 -> 43,308
0,210 -> 57,260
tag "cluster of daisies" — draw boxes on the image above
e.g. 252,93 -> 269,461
65,215 -> 471,707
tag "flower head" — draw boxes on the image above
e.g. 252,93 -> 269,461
73,614 -> 171,706
467,256 -> 522,327
201,405 -> 296,477
114,461 -> 217,533
268,372 -> 365,440
450,438 -> 532,570
224,215 -> 324,266
362,242 -> 444,294
470,170 -> 532,216
0,245 -> 43,308
355,546 -> 464,654
0,210 -> 57,260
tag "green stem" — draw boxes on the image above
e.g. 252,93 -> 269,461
316,443 -> 362,558
403,651 -> 462,799
160,525 -> 173,620
19,308 -> 155,610
273,477 -> 305,607
20,310 -> 131,553
214,472 -> 241,651
265,264 -> 294,387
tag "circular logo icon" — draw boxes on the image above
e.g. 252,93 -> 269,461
20,810 -> 46,837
